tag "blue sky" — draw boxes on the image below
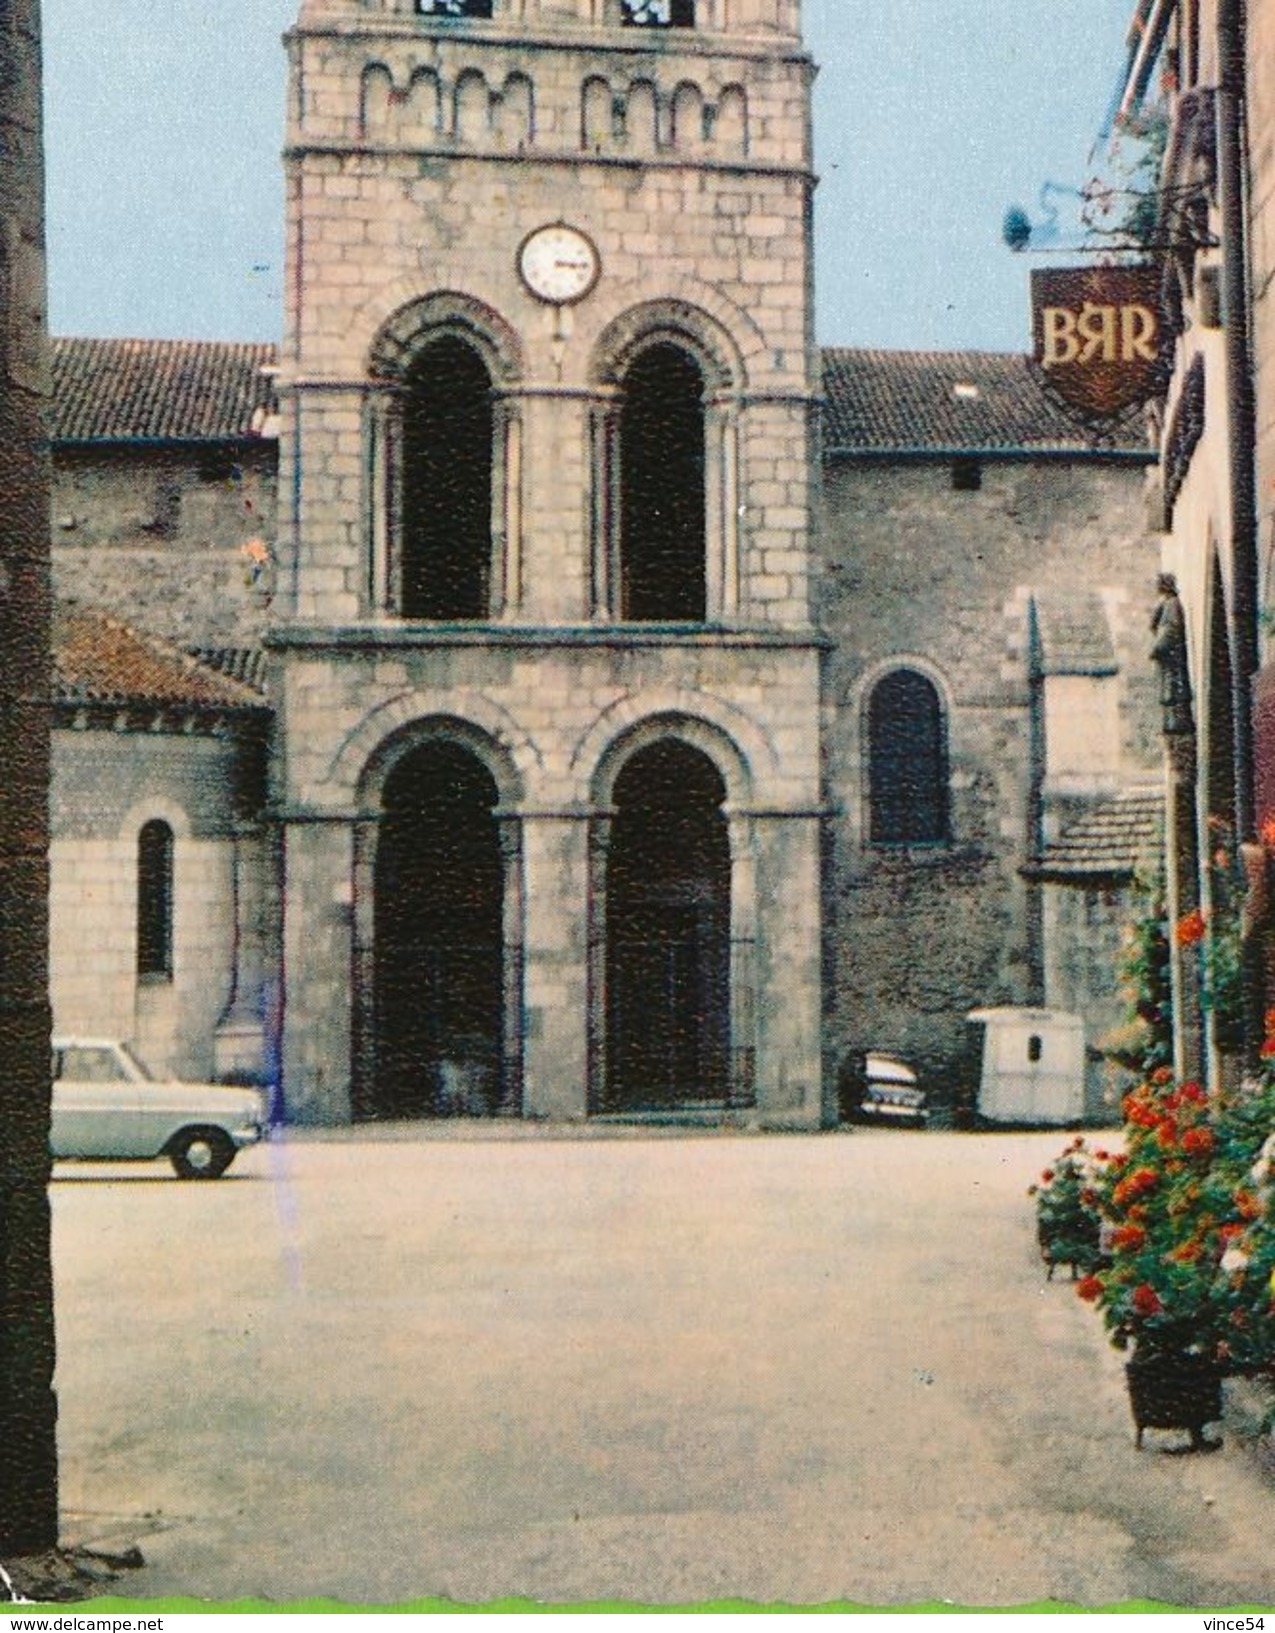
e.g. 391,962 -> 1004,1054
41,0 -> 1133,352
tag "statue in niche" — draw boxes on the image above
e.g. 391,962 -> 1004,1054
1150,572 -> 1194,735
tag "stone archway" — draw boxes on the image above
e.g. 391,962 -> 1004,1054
603,738 -> 731,1111
363,739 -> 506,1119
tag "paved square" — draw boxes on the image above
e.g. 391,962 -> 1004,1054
50,1128 -> 1275,1607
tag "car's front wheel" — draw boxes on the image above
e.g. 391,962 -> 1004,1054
168,1127 -> 236,1180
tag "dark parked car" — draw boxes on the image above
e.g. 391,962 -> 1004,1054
839,1050 -> 928,1127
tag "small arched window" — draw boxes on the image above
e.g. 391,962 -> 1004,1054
137,820 -> 174,981
619,342 -> 706,622
400,336 -> 494,619
867,670 -> 949,845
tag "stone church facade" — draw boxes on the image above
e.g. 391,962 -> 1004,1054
45,0 -> 1170,1125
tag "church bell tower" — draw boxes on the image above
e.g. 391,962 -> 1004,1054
273,0 -> 827,1128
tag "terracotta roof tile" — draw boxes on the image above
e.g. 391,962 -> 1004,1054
820,348 -> 1150,456
49,338 -> 1150,458
51,338 -> 278,443
1029,789 -> 1164,882
54,603 -> 268,712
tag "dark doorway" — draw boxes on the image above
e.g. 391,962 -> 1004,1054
605,740 -> 730,1110
619,343 -> 706,622
401,336 -> 493,619
368,741 -> 503,1119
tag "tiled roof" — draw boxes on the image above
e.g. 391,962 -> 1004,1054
51,338 -> 278,443
186,646 -> 271,692
1029,790 -> 1164,882
48,338 -> 1152,458
820,348 -> 1150,456
54,603 -> 269,712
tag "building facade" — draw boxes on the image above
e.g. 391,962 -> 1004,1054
43,0 -> 1173,1126
1110,0 -> 1275,1081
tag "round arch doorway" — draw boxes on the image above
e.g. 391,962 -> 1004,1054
367,740 -> 505,1119
604,739 -> 731,1112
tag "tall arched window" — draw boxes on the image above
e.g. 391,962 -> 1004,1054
867,670 -> 949,845
137,819 -> 174,980
619,343 -> 706,622
401,336 -> 494,620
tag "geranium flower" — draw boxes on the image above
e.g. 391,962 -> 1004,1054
1174,909 -> 1207,948
1111,1224 -> 1146,1252
1182,1126 -> 1214,1159
1131,1283 -> 1164,1317
1076,1275 -> 1104,1302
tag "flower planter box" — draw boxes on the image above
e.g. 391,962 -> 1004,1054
1126,1349 -> 1223,1450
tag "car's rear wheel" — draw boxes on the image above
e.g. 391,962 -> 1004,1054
168,1127 -> 236,1180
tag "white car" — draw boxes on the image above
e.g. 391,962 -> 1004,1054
52,1039 -> 267,1178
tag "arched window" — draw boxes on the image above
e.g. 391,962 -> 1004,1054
400,336 -> 494,620
867,670 -> 949,845
619,343 -> 706,622
137,820 -> 174,980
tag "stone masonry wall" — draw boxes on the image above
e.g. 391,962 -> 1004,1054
819,455 -> 1163,1111
49,731 -> 249,1082
51,442 -> 277,649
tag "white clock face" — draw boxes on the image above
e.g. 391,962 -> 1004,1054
517,224 -> 601,305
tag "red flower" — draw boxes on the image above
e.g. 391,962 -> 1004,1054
1131,1283 -> 1164,1318
1111,1224 -> 1146,1252
1151,1066 -> 1175,1086
1156,1119 -> 1179,1150
1076,1276 -> 1104,1302
1113,1167 -> 1159,1206
1182,1126 -> 1214,1159
1040,1169 -> 1055,1184
1219,1222 -> 1246,1242
1175,909 -> 1207,948
1170,1238 -> 1204,1264
1179,1081 -> 1206,1104
1236,1189 -> 1263,1221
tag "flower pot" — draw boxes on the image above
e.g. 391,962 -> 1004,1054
1037,1219 -> 1102,1281
1125,1348 -> 1223,1450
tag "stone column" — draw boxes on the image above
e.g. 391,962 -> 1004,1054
279,816 -> 357,1124
586,812 -> 612,1112
497,816 -> 526,1115
519,808 -> 591,1119
750,809 -> 825,1128
1166,733 -> 1205,1083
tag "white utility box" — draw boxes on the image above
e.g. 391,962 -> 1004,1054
967,1007 -> 1086,1126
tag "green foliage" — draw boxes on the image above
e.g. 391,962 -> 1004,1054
1029,1140 -> 1105,1276
1074,1069 -> 1275,1372
1105,866 -> 1173,1078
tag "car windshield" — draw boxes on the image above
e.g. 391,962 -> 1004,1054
54,1043 -> 152,1083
